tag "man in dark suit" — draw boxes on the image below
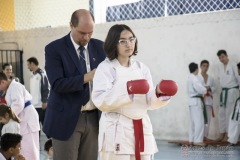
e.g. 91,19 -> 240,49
43,9 -> 106,160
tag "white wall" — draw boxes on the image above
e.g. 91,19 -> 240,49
14,0 -> 89,30
0,9 -> 240,140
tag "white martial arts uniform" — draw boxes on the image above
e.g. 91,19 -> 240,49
5,80 -> 40,160
198,74 -> 216,137
228,97 -> 240,144
188,74 -> 207,143
1,119 -> 20,135
218,61 -> 240,134
0,152 -> 6,160
92,58 -> 170,160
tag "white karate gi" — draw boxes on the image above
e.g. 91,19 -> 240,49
92,58 -> 170,160
228,98 -> 240,144
1,119 -> 20,135
198,74 -> 216,137
188,74 -> 207,143
0,152 -> 6,160
218,61 -> 239,134
5,80 -> 40,160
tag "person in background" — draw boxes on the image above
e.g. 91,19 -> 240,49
44,139 -> 53,160
0,104 -> 20,135
2,63 -> 20,82
216,50 -> 240,142
0,133 -> 25,160
227,62 -> 240,145
43,9 -> 106,160
1,63 -> 19,105
92,24 -> 177,160
0,72 -> 40,160
238,62 -> 240,75
198,60 -> 216,141
27,57 -> 50,137
1,63 -> 19,136
1,63 -> 20,104
188,62 -> 207,146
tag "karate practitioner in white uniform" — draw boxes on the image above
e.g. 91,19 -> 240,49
92,24 -> 177,160
0,72 -> 40,160
198,60 -> 216,140
228,62 -> 240,145
187,62 -> 207,146
216,50 -> 240,142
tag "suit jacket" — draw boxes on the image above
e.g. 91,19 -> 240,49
43,33 -> 106,140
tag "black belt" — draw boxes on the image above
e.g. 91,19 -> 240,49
192,95 -> 208,124
232,97 -> 240,121
220,85 -> 239,107
81,109 -> 97,114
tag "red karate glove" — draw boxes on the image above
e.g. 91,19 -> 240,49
156,80 -> 178,97
127,79 -> 150,94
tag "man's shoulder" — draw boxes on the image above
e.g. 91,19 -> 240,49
88,39 -> 105,58
36,68 -> 44,73
35,68 -> 46,76
89,38 -> 103,46
46,34 -> 69,48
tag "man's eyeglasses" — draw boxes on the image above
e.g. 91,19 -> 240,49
118,37 -> 136,46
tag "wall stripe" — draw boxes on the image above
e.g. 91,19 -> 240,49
0,0 -> 15,31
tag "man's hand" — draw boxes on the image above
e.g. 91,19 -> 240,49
84,69 -> 96,83
42,102 -> 47,110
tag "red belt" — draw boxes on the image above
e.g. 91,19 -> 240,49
133,119 -> 144,160
0,97 -> 6,104
204,92 -> 215,117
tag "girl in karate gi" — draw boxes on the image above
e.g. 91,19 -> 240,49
0,72 -> 40,160
198,60 -> 216,140
92,24 -> 176,160
0,104 -> 20,135
187,62 -> 207,146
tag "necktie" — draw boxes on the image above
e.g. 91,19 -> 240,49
79,46 -> 90,106
79,46 -> 87,73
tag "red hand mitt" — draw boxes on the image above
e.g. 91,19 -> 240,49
158,80 -> 178,96
127,79 -> 149,94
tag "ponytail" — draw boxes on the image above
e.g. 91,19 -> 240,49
0,104 -> 20,123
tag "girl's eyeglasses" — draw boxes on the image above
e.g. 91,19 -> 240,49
118,37 -> 136,46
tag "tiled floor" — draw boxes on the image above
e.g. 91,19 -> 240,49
40,132 -> 240,160
155,140 -> 240,160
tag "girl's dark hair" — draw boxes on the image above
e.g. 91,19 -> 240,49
0,104 -> 20,123
0,72 -> 8,81
2,63 -> 11,70
104,24 -> 138,60
44,138 -> 53,152
237,62 -> 240,70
